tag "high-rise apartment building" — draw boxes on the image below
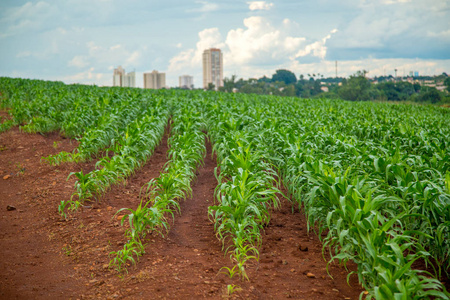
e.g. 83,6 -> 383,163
179,75 -> 194,89
143,70 -> 166,89
113,66 -> 125,87
113,66 -> 135,87
123,71 -> 136,88
202,48 -> 223,90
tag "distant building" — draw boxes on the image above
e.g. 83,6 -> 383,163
143,70 -> 166,89
202,48 -> 223,90
179,75 -> 194,89
113,66 -> 135,87
423,80 -> 436,88
436,85 -> 446,92
113,66 -> 125,87
123,71 -> 135,88
414,71 -> 419,77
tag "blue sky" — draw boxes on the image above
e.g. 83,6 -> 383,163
1,0 -> 449,88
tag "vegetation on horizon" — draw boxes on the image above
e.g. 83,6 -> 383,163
215,69 -> 450,105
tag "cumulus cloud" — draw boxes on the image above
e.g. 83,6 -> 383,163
226,17 -> 282,64
169,16 -> 336,81
168,27 -> 224,72
294,29 -> 337,60
167,12 -> 450,82
248,1 -> 274,11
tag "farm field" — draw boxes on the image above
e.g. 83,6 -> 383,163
0,77 -> 449,299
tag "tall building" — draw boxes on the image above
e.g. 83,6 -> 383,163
113,66 -> 125,87
203,48 -> 223,90
123,71 -> 136,88
143,70 -> 166,89
113,66 -> 135,87
179,75 -> 194,89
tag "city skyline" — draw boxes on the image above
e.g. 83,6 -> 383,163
1,1 -> 449,87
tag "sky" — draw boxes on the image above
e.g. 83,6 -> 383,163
0,0 -> 449,88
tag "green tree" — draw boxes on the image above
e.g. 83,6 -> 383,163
271,69 -> 297,85
222,75 -> 237,93
376,82 -> 415,101
444,77 -> 450,93
338,70 -> 371,101
417,87 -> 442,104
258,76 -> 271,83
413,83 -> 421,93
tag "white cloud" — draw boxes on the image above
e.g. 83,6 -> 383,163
427,29 -> 450,39
60,67 -> 109,86
168,27 -> 224,72
169,16 -> 337,84
226,17 -> 281,64
68,55 -> 89,68
224,17 -> 331,66
110,44 -> 122,50
331,0 -> 449,56
167,14 -> 450,83
189,1 -> 219,13
294,29 -> 337,60
126,50 -> 141,66
380,0 -> 411,4
84,41 -> 144,70
5,1 -> 51,22
16,51 -> 32,58
0,1 -> 55,38
286,58 -> 450,79
248,1 -> 274,11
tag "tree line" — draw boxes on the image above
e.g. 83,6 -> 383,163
215,69 -> 450,105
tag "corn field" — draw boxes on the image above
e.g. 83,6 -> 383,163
1,77 -> 449,299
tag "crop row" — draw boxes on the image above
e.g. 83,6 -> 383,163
60,105 -> 169,215
110,99 -> 207,272
204,98 -> 280,280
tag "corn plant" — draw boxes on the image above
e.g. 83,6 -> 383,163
205,97 -> 280,280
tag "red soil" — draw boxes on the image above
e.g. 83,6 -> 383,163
0,124 -> 366,299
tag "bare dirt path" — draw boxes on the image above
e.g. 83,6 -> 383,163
0,127 -> 89,299
0,123 -> 366,299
